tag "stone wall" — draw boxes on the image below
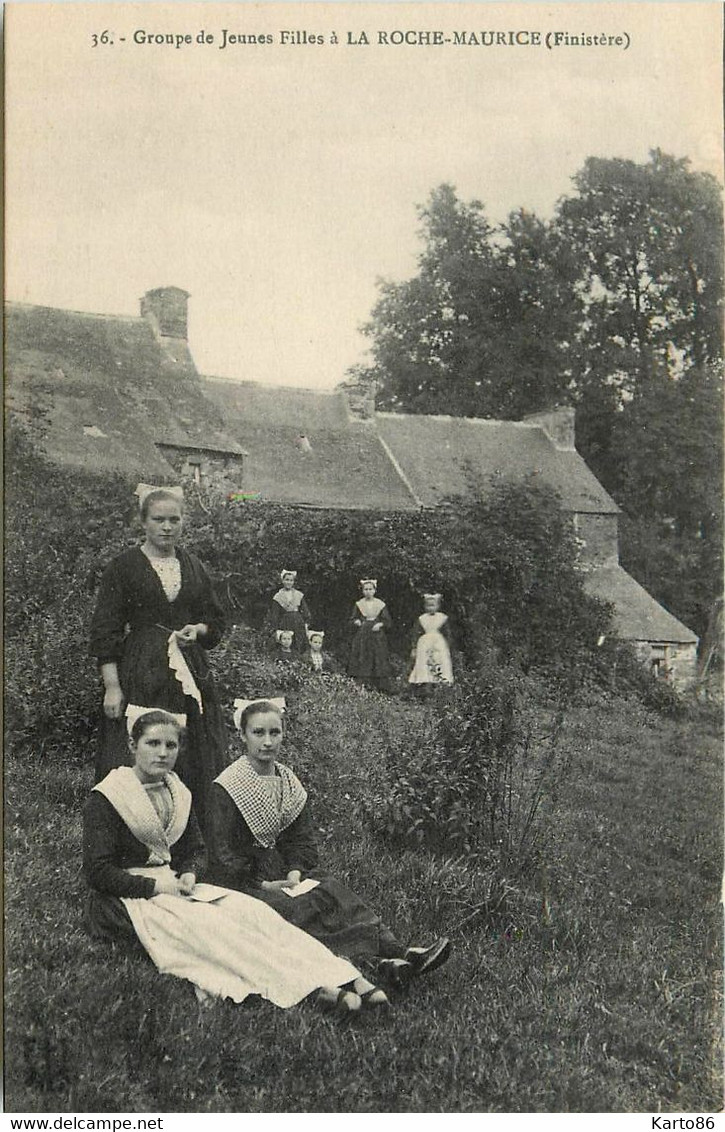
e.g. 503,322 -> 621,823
522,406 -> 576,450
156,443 -> 244,490
631,640 -> 698,690
338,371 -> 377,421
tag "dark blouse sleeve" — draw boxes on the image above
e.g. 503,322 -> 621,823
89,556 -> 130,665
186,552 -> 225,650
170,807 -> 206,878
379,605 -> 393,631
299,596 -> 312,624
265,598 -> 283,634
82,793 -> 156,899
205,783 -> 263,891
277,803 -> 319,876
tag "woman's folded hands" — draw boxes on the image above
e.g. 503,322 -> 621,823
153,871 -> 196,897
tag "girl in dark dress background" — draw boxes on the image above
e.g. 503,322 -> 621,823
348,579 -> 394,693
89,484 -> 228,831
267,570 -> 311,654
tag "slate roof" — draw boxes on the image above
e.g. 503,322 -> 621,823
6,302 -> 244,477
583,565 -> 698,644
375,412 -> 619,514
6,300 -> 619,516
202,377 -> 418,510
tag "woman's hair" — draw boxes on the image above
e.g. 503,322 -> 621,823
139,489 -> 185,521
239,700 -> 285,734
129,709 -> 186,745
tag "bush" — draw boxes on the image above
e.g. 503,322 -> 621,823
2,421 -> 675,765
185,476 -> 612,680
5,430 -> 136,759
602,641 -> 690,719
363,663 -> 570,872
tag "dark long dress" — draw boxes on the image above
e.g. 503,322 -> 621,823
89,546 -> 228,828
347,599 -> 393,692
266,589 -> 312,654
82,789 -> 204,944
206,778 -> 404,960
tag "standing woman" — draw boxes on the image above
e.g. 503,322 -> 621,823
89,484 -> 228,830
348,579 -> 393,693
408,592 -> 454,693
267,570 -> 311,654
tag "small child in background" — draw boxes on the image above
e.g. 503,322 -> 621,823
307,630 -> 325,672
408,592 -> 453,695
276,629 -> 295,657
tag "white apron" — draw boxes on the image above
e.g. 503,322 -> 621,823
408,612 -> 454,685
94,768 -> 359,1007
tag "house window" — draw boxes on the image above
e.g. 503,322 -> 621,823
156,442 -> 244,487
183,456 -> 203,485
650,645 -> 671,683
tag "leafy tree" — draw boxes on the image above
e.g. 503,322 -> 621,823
557,150 -> 723,393
354,153 -> 723,643
359,152 -> 722,430
613,364 -> 723,637
556,151 -> 723,492
554,153 -> 723,640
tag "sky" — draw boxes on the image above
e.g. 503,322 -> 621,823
6,1 -> 723,389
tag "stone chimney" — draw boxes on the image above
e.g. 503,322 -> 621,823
141,286 -> 190,340
522,406 -> 576,451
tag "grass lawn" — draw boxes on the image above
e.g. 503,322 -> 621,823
4,679 -> 722,1113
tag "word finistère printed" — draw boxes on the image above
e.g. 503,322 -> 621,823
90,27 -> 631,51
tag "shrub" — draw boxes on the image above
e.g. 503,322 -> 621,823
363,663 -> 570,871
1,420 -> 676,766
184,476 -> 612,680
600,640 -> 690,719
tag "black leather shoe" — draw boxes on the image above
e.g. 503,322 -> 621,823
377,958 -> 415,987
404,937 -> 452,977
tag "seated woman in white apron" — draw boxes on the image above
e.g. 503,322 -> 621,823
83,706 -> 388,1014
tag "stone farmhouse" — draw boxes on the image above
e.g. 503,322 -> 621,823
6,285 -> 698,688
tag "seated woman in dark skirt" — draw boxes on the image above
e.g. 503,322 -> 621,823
206,698 -> 452,986
83,706 -> 383,1015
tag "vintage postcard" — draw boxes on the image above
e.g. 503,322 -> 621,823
5,0 -> 723,1120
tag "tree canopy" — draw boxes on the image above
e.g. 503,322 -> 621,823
354,152 -> 723,639
365,184 -> 581,419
